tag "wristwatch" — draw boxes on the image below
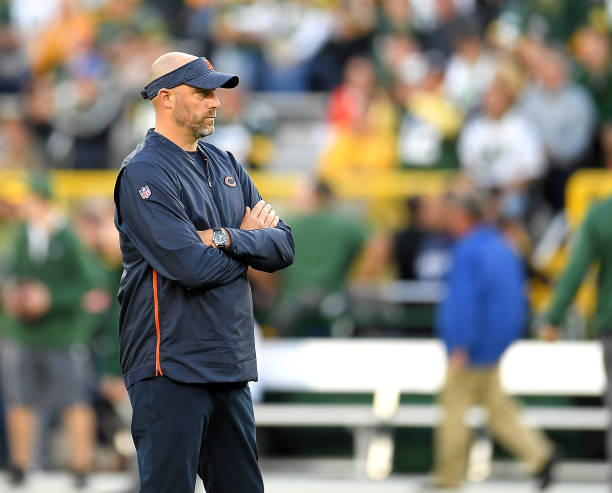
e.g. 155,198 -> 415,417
212,227 -> 229,249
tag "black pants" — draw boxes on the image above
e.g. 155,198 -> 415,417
128,377 -> 264,493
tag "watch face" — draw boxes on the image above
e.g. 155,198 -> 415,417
214,229 -> 228,247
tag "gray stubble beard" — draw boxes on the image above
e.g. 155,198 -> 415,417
173,103 -> 214,140
197,125 -> 214,139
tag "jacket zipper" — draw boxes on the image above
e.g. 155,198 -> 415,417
198,149 -> 213,188
152,269 -> 163,376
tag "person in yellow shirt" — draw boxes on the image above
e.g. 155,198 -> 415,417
320,90 -> 398,178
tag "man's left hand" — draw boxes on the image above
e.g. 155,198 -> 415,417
100,376 -> 128,402
198,229 -> 214,246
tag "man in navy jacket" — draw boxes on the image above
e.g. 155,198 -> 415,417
433,191 -> 554,490
114,52 -> 294,493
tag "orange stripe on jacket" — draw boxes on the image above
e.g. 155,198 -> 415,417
152,269 -> 163,376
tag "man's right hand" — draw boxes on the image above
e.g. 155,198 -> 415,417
20,281 -> 51,321
3,281 -> 52,322
539,323 -> 561,342
448,347 -> 468,372
240,200 -> 280,231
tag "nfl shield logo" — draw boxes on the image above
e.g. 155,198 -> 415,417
139,185 -> 151,199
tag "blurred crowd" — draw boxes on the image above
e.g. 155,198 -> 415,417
0,0 -> 609,177
318,0 -> 610,220
0,0 -> 609,236
0,0 -> 611,482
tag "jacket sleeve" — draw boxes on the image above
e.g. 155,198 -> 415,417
223,153 -> 295,273
546,210 -> 598,326
436,246 -> 479,354
115,161 -> 247,288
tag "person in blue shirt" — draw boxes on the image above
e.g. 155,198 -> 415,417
114,52 -> 294,493
433,190 -> 555,490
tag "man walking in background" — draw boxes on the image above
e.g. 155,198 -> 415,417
540,195 -> 612,477
114,52 -> 294,493
433,190 -> 556,490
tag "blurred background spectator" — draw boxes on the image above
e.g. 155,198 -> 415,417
0,176 -> 95,488
520,48 -> 596,211
0,96 -> 43,170
359,194 -> 452,283
266,179 -> 369,337
458,69 -> 543,190
434,187 -> 555,490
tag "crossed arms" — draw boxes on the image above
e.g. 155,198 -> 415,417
115,160 -> 295,289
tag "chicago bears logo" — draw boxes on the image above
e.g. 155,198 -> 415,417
139,185 -> 151,199
204,58 -> 214,71
224,176 -> 237,188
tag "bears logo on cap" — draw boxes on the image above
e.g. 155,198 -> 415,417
204,58 -> 214,71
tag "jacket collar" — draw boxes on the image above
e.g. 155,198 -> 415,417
146,128 -> 190,154
146,128 -> 211,158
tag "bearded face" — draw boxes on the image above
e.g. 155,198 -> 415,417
172,96 -> 215,139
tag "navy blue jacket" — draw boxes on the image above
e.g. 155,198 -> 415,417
114,129 -> 295,387
436,226 -> 527,366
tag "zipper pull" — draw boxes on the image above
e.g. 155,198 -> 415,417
204,156 -> 212,188
198,149 -> 213,188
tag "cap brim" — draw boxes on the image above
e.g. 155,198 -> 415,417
187,71 -> 239,90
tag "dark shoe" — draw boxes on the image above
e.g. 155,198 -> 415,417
7,465 -> 25,486
535,448 -> 560,490
74,472 -> 88,489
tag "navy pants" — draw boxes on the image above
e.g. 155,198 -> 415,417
128,377 -> 264,493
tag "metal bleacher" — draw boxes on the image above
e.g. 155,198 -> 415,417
253,339 -> 608,476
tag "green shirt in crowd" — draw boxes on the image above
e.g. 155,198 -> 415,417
575,65 -> 612,124
2,223 -> 94,348
500,0 -> 593,42
281,209 -> 368,300
272,208 -> 368,336
546,196 -> 612,333
82,249 -> 123,377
